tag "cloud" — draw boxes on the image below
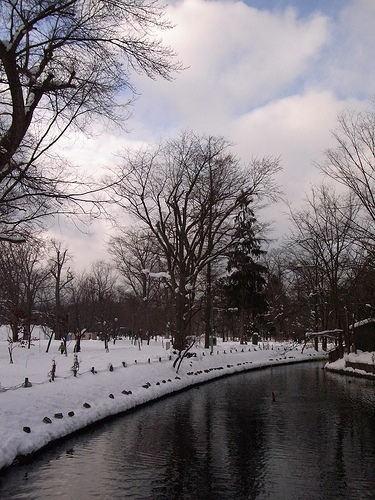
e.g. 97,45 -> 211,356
131,0 -> 330,135
47,215 -> 117,272
318,0 -> 375,97
229,91 -> 344,196
46,0 -> 375,267
227,89 -> 367,243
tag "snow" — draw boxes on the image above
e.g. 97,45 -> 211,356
349,317 -> 375,329
325,350 -> 375,377
0,329 -> 327,472
141,269 -> 171,280
0,40 -> 10,51
24,91 -> 36,113
347,351 -> 375,364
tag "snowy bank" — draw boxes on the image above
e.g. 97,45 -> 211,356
0,337 -> 326,472
325,351 -> 375,379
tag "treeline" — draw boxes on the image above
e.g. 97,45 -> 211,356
0,131 -> 281,351
3,100 -> 375,352
0,100 -> 374,354
2,2 -> 375,354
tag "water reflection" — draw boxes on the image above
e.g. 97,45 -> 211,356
1,363 -> 375,499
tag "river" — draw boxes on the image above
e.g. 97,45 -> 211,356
0,362 -> 374,499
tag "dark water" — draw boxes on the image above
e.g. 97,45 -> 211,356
1,363 -> 375,500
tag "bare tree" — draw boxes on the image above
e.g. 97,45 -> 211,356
0,0 -> 180,241
109,131 -> 281,351
65,270 -> 96,352
109,228 -> 170,341
286,184 -> 360,347
263,248 -> 292,340
47,241 -> 74,354
320,100 -> 375,246
88,260 -> 118,351
110,228 -> 163,298
0,236 -> 49,342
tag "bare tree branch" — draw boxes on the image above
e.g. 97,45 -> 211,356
0,0 -> 181,240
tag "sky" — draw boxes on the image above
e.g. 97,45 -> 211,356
51,0 -> 375,271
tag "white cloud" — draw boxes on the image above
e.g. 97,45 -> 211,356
47,216 -> 118,272
230,91 -> 343,195
132,0 -> 330,134
321,0 -> 375,96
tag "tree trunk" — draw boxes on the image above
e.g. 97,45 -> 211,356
174,291 -> 187,351
46,332 -> 54,353
239,308 -> 245,344
205,262 -> 212,349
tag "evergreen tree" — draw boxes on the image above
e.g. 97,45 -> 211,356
223,192 -> 268,343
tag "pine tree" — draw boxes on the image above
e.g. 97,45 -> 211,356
223,192 -> 268,343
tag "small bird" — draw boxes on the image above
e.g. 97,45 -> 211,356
272,392 -> 276,402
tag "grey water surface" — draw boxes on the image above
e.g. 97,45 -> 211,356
0,362 -> 375,500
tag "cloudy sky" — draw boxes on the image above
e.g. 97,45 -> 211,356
53,0 -> 375,270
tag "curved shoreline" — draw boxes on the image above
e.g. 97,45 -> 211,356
324,351 -> 375,380
2,351 -> 326,474
325,365 -> 375,380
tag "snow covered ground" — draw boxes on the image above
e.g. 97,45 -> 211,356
325,350 -> 375,378
0,327 -> 327,472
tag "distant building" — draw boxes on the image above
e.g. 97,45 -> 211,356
350,318 -> 375,352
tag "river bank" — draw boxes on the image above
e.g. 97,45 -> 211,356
325,351 -> 375,379
0,337 -> 326,472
